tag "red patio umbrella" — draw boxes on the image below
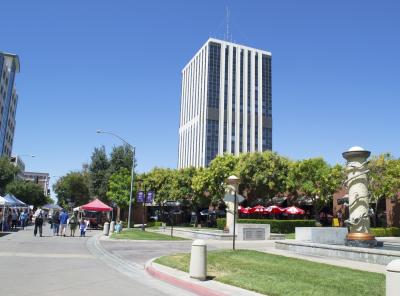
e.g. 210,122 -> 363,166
239,206 -> 252,214
251,205 -> 268,214
284,206 -> 305,215
265,205 -> 284,214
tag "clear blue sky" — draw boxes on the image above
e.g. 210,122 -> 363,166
1,1 -> 399,196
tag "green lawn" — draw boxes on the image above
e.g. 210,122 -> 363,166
155,250 -> 385,296
285,233 -> 295,239
110,229 -> 187,241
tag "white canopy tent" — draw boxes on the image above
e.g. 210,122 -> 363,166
0,195 -> 16,232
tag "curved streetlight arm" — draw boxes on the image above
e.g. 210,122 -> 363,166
96,129 -> 136,228
96,130 -> 135,150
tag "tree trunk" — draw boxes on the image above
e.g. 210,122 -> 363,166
116,206 -> 121,221
374,197 -> 379,227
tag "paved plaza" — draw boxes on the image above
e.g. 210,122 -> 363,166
1,224 -> 395,296
0,225 -> 195,296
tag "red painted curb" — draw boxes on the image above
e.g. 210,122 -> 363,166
146,264 -> 229,296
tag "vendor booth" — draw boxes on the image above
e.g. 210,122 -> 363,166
74,199 -> 112,228
0,194 -> 27,231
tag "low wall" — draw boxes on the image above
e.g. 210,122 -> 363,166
275,240 -> 400,265
295,227 -> 348,244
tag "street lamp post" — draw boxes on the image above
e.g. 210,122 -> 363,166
136,179 -> 146,231
96,130 -> 136,229
226,175 -> 240,250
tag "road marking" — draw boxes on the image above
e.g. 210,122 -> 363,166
0,252 -> 95,259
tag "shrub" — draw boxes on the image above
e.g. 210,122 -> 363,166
147,221 -> 162,227
388,227 -> 400,237
371,227 -> 400,237
216,218 -> 316,233
217,218 -> 226,230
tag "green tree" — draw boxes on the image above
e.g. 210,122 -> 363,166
107,167 -> 131,208
89,146 -> 110,201
109,145 -> 135,175
53,171 -> 90,208
6,180 -> 49,207
0,156 -> 20,195
192,154 -> 237,203
286,158 -> 343,218
369,154 -> 400,222
170,167 -> 197,200
236,151 -> 290,201
142,168 -> 175,204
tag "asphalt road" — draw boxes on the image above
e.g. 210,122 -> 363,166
0,225 -> 195,296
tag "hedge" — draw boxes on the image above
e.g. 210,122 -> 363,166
370,227 -> 400,237
147,221 -> 163,227
216,218 -> 316,234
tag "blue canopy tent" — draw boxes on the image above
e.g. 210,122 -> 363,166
4,194 -> 26,207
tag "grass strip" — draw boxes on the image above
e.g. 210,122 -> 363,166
155,249 -> 384,296
111,229 -> 187,240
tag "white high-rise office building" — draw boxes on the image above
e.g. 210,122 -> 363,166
0,52 -> 20,157
178,38 -> 272,168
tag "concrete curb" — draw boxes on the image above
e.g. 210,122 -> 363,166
145,259 -> 228,296
145,258 -> 264,296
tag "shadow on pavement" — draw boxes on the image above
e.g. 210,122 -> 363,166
0,232 -> 12,237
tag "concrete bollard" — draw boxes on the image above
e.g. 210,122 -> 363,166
189,239 -> 207,281
387,260 -> 400,296
103,222 -> 110,236
110,221 -> 115,233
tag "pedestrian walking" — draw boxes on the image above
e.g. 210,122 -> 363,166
69,212 -> 78,237
52,210 -> 60,236
0,208 -> 3,231
79,219 -> 87,237
11,210 -> 18,229
59,209 -> 69,237
7,211 -> 12,230
34,211 -> 44,237
19,210 -> 27,230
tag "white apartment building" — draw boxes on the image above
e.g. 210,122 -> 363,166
178,38 -> 272,168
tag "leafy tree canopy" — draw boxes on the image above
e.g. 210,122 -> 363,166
286,158 -> 343,204
109,145 -> 135,175
192,154 -> 237,203
53,171 -> 90,209
0,156 -> 20,195
139,168 -> 175,204
89,146 -> 109,201
369,154 -> 400,203
236,151 -> 290,200
6,180 -> 50,207
107,167 -> 131,208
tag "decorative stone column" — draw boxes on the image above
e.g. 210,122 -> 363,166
342,146 -> 377,247
223,176 -> 243,235
225,200 -> 236,234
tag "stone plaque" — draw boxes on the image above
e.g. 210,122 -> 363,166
243,228 -> 265,240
